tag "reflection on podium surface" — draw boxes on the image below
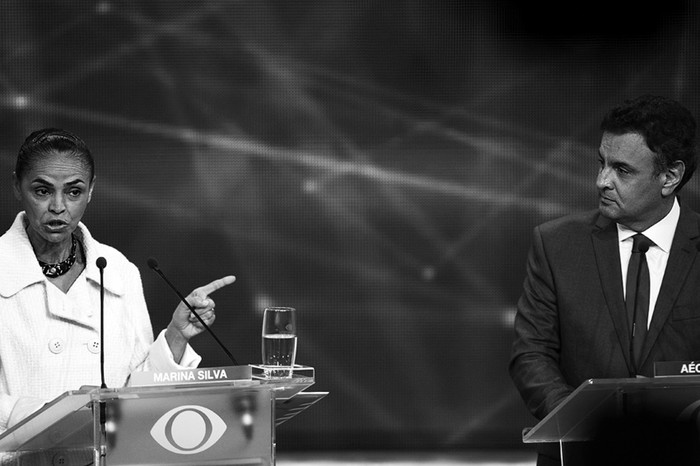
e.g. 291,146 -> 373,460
0,365 -> 327,465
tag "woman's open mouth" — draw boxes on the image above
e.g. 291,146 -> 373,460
45,220 -> 68,231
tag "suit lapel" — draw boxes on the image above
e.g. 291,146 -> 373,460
591,214 -> 634,374
641,203 -> 700,365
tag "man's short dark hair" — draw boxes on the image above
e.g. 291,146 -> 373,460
600,94 -> 697,191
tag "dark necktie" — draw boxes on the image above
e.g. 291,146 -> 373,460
626,233 -> 653,372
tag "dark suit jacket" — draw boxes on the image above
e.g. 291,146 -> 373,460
510,200 -> 700,421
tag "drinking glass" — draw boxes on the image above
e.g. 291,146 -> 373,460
261,307 -> 297,377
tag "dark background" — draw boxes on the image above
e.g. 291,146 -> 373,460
1,0 -> 699,453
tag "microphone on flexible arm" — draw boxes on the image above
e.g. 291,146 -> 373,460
95,257 -> 108,466
96,257 -> 108,389
146,257 -> 239,366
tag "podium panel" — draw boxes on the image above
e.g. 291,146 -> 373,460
102,386 -> 274,465
523,376 -> 700,444
0,366 -> 327,466
0,390 -> 94,466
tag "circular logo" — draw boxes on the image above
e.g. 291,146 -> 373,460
150,405 -> 227,454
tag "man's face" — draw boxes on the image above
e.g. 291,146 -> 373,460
596,132 -> 673,231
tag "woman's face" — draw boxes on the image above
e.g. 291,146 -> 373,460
13,151 -> 94,246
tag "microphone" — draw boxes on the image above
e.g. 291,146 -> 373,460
233,393 -> 257,440
96,257 -> 108,462
96,257 -> 107,389
146,257 -> 239,365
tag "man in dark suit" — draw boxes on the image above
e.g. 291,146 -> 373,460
510,95 -> 699,465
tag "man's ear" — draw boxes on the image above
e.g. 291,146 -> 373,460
662,160 -> 685,196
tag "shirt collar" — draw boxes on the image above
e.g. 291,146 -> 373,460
617,197 -> 680,253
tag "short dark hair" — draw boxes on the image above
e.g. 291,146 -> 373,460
15,128 -> 95,182
600,95 -> 697,191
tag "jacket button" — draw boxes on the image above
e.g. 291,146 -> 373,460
48,338 -> 65,354
87,339 -> 100,354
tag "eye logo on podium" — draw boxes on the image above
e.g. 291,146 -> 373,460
150,405 -> 227,454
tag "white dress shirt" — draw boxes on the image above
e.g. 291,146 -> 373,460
0,212 -> 201,432
618,197 -> 680,328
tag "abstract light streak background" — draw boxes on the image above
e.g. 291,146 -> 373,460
0,0 -> 698,452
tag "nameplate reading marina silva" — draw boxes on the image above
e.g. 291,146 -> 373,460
130,365 -> 252,386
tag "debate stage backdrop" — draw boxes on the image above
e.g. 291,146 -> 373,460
1,0 -> 699,453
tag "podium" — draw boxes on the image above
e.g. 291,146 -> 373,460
0,365 -> 327,466
523,376 -> 700,465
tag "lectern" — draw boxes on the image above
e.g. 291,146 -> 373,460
523,376 -> 700,465
0,365 -> 327,465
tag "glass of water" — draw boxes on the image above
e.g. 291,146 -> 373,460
261,307 -> 297,377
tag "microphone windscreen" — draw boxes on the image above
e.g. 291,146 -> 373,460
96,257 -> 107,269
146,257 -> 159,270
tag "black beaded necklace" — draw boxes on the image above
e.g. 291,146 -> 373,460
38,235 -> 78,278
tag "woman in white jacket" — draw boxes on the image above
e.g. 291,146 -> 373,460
0,128 -> 234,432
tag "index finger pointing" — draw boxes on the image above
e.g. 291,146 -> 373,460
195,275 -> 236,297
